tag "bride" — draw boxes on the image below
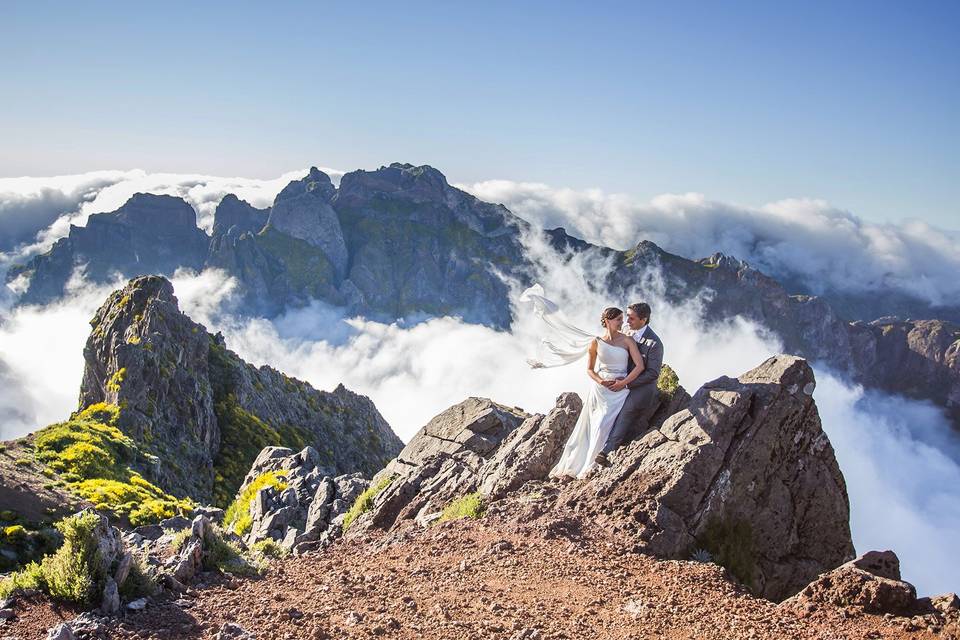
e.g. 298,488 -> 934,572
521,285 -> 645,479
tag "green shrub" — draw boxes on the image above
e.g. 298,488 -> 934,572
250,539 -> 288,561
437,492 -> 485,524
342,475 -> 394,531
695,517 -> 756,589
168,528 -> 192,553
118,553 -> 157,600
204,525 -> 261,577
0,561 -> 43,599
223,471 -> 288,536
40,511 -> 105,603
105,367 -> 126,394
0,512 -> 107,604
657,364 -> 680,400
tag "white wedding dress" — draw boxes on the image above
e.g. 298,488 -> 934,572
520,285 -> 631,479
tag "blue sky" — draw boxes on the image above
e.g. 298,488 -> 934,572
2,1 -> 958,228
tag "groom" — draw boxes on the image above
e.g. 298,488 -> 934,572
595,302 -> 663,466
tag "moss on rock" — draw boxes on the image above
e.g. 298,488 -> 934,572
32,403 -> 192,527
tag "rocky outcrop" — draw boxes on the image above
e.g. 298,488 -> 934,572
382,397 -> 527,478
77,275 -> 402,503
263,167 -> 348,280
782,551 -> 917,615
10,193 -> 209,305
347,355 -> 850,603
230,445 -> 369,553
477,393 -> 582,499
579,355 -> 854,601
210,194 -> 268,238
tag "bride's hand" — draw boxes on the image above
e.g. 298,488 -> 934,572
599,379 -> 616,388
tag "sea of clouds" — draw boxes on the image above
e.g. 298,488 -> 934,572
461,179 -> 960,308
0,170 -> 958,595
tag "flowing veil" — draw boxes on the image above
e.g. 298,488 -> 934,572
519,284 -> 596,368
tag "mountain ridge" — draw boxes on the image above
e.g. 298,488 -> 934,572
5,163 -> 959,427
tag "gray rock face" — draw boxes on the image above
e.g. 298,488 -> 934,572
231,446 -> 371,553
477,393 -> 582,499
350,395 -> 568,533
383,397 -> 528,478
580,355 -> 854,601
78,275 -> 402,503
13,193 -> 209,305
210,194 -> 268,238
264,167 -> 348,280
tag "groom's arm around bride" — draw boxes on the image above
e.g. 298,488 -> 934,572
598,303 -> 664,462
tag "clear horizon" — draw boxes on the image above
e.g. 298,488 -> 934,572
2,1 -> 958,230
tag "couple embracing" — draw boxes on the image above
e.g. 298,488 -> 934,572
521,285 -> 664,480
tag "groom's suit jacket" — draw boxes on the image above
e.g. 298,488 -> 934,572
626,326 -> 663,390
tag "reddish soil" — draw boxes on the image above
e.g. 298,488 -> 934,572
9,513 -> 948,640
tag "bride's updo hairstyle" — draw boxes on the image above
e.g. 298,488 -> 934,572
600,306 -> 622,328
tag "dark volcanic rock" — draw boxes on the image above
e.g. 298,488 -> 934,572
13,194 -> 209,304
582,355 -> 854,601
210,194 -> 268,239
79,275 -> 402,503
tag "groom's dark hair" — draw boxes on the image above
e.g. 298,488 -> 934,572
629,302 -> 651,324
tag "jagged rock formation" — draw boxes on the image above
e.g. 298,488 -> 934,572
7,164 -> 958,425
9,193 -> 209,304
580,355 -> 854,601
230,446 -> 369,553
381,397 -> 528,479
783,550 -> 917,615
602,240 -> 960,424
77,275 -> 402,503
348,356 -> 851,602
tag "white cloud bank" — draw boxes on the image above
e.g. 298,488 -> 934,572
461,179 -> 960,308
0,167 -> 343,261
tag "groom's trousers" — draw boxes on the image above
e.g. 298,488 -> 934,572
602,382 -> 659,454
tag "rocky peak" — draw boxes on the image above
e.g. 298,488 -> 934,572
211,195 -> 268,238
699,251 -> 752,273
263,169 -> 349,280
77,275 -> 403,503
337,162 -> 450,203
88,193 -> 201,232
274,167 -> 336,203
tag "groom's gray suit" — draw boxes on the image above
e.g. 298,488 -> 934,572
601,325 -> 663,454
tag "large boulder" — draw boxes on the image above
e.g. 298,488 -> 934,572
477,393 -> 582,499
382,397 -> 527,478
577,355 -> 854,601
782,550 -> 918,615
